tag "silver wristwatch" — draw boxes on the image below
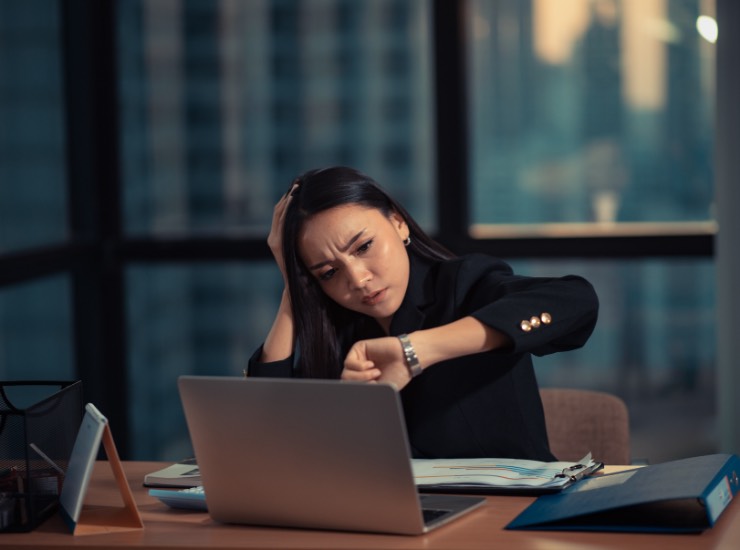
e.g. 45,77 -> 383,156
398,333 -> 422,378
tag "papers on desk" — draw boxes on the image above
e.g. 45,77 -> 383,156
413,453 -> 602,494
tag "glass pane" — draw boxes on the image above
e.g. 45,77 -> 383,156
468,0 -> 715,228
126,262 -> 282,460
118,0 -> 435,236
0,275 -> 74,380
514,258 -> 715,464
0,0 -> 68,252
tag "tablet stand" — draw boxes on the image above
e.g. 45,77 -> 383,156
67,421 -> 144,535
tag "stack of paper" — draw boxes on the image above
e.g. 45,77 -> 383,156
413,454 -> 602,494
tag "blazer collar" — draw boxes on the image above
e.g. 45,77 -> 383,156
389,252 -> 436,335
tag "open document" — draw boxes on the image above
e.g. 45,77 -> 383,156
413,453 -> 602,494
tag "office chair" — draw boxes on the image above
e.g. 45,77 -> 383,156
540,388 -> 631,465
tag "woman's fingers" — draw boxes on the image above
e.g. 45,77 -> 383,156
341,365 -> 381,382
342,346 -> 381,381
342,337 -> 412,389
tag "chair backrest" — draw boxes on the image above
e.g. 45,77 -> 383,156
540,388 -> 631,465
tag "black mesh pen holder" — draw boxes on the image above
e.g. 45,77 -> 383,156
0,380 -> 83,532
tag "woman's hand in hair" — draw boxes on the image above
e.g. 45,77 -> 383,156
258,186 -> 299,364
342,337 -> 412,389
268,186 -> 295,284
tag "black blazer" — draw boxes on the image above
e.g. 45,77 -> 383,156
248,252 -> 599,461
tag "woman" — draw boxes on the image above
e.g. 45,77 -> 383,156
248,166 -> 599,461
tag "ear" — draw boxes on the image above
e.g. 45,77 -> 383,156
389,210 -> 410,241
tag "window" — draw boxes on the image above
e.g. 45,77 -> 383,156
126,263 -> 280,458
118,0 -> 435,459
0,276 -> 74,380
118,0 -> 435,236
0,0 -> 730,463
468,0 -> 715,237
0,2 -> 67,253
466,0 -> 718,462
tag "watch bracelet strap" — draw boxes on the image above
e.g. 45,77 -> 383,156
398,333 -> 422,377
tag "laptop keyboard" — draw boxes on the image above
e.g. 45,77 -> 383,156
422,508 -> 450,524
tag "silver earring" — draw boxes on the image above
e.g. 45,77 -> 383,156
403,237 -> 411,247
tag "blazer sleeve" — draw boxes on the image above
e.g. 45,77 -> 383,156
452,254 -> 599,356
246,344 -> 295,377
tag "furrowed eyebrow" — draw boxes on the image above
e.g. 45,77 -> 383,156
308,229 -> 366,271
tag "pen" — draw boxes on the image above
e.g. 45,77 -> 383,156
28,443 -> 65,475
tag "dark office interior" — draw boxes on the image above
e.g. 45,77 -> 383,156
1,0 -> 738,462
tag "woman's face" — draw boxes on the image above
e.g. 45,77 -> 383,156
298,204 -> 410,331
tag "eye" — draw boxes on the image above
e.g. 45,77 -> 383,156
319,268 -> 337,281
356,239 -> 373,255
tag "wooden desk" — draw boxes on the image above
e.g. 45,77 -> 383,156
2,461 -> 738,549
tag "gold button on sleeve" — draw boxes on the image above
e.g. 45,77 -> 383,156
520,320 -> 532,332
530,316 -> 541,328
540,312 -> 552,324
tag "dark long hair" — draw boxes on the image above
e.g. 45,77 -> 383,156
283,166 -> 454,378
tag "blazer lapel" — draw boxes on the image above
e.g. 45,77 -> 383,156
389,253 -> 435,335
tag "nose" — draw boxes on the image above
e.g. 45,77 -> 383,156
347,263 -> 371,289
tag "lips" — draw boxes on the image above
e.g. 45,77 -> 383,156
362,288 -> 387,306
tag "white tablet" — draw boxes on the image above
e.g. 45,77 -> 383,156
59,403 -> 108,529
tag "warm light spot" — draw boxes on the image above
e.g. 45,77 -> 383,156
696,15 -> 718,44
533,0 -> 590,65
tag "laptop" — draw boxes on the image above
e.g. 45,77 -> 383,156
177,375 -> 485,535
